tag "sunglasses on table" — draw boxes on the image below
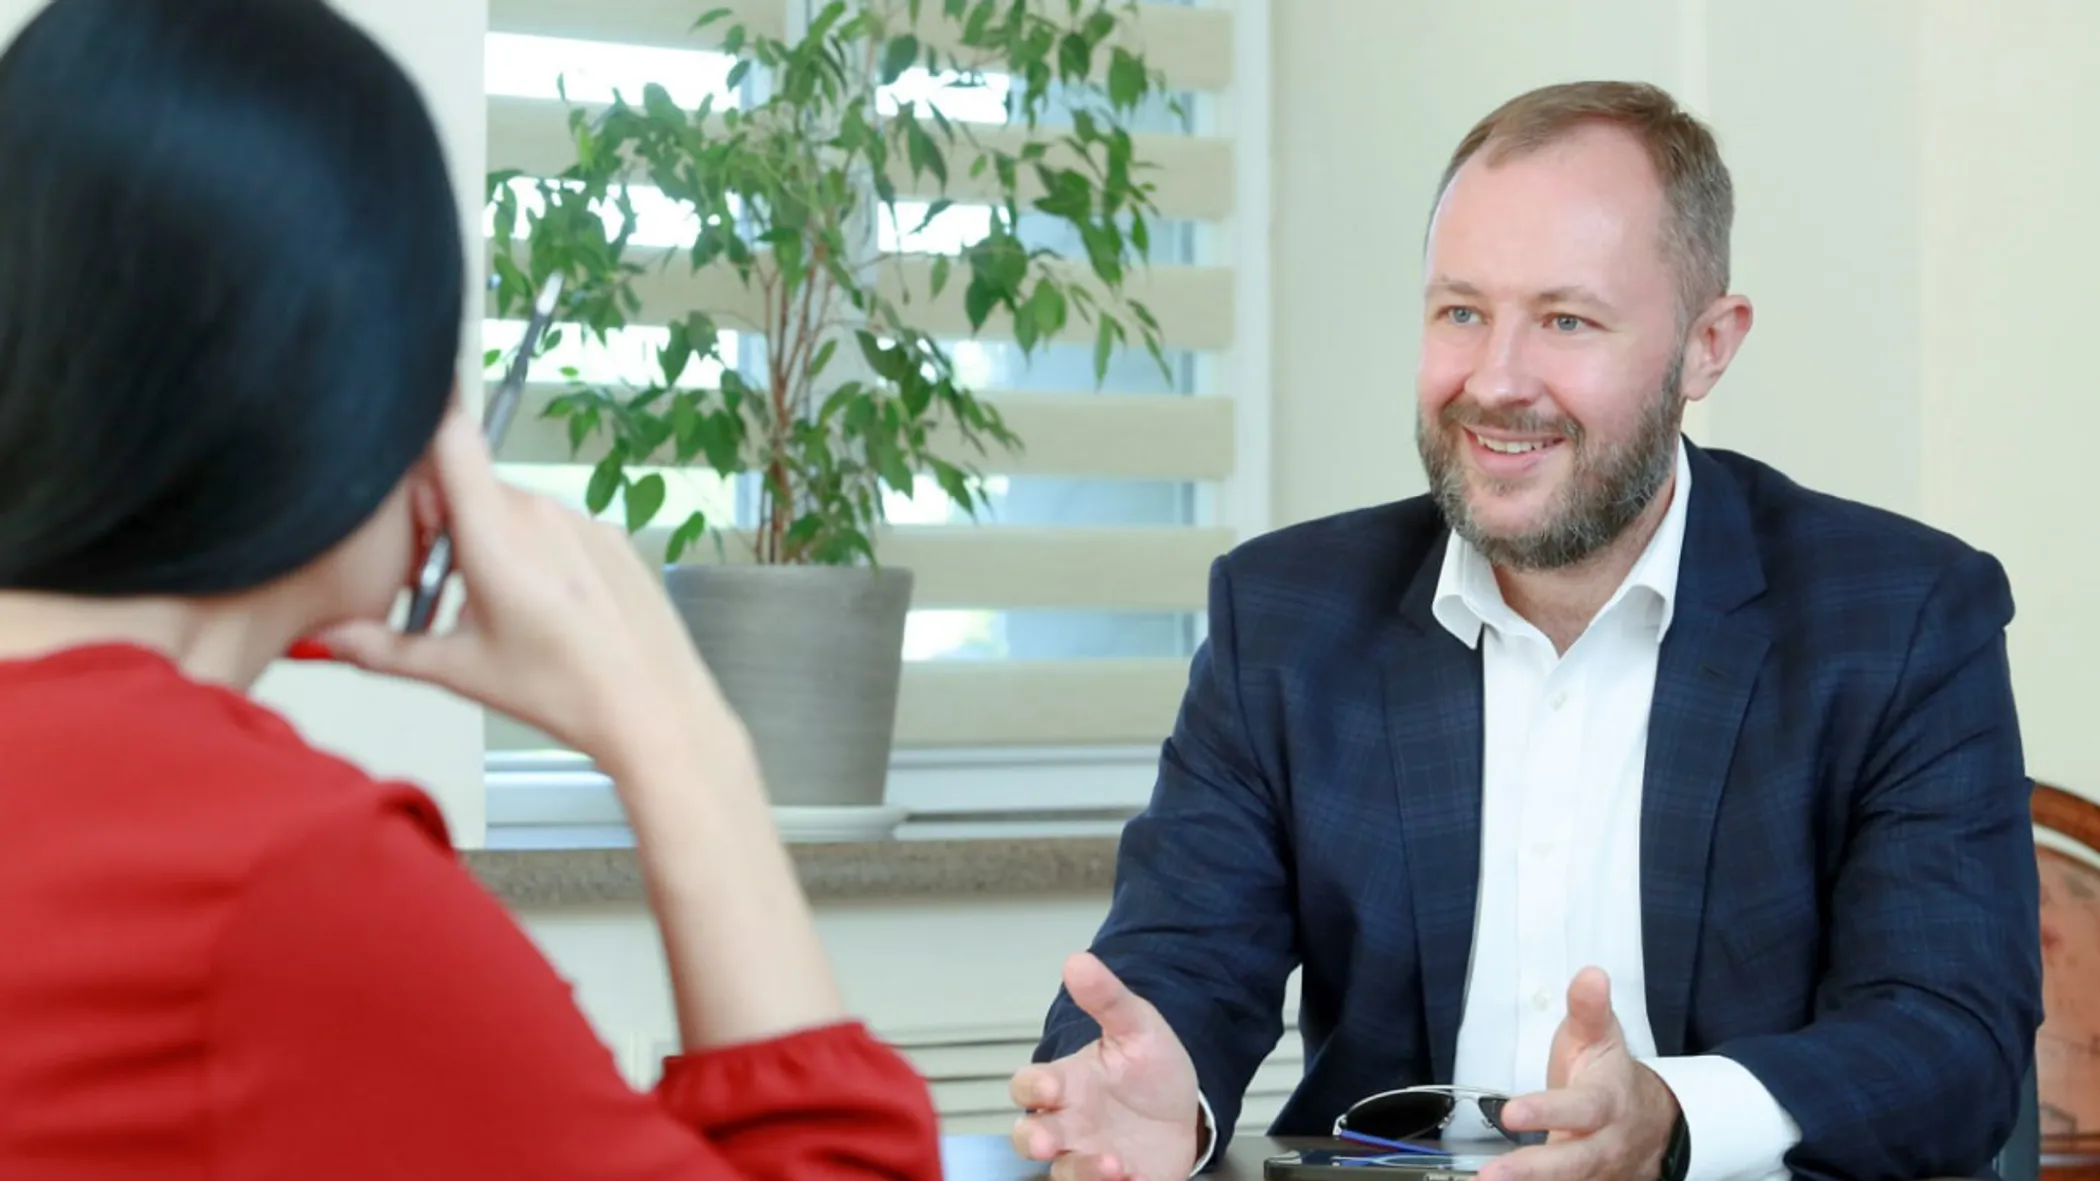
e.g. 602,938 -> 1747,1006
1332,1084 -> 1547,1153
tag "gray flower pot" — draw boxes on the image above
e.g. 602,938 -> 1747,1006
661,564 -> 913,809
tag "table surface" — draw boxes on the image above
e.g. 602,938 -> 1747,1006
937,1133 -> 2014,1180
940,1134 -> 1378,1180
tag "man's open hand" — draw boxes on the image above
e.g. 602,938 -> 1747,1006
1479,967 -> 1681,1181
1008,952 -> 1202,1181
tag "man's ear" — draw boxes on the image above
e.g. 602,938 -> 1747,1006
1680,293 -> 1754,404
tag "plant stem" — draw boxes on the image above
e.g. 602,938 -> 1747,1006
766,263 -> 793,564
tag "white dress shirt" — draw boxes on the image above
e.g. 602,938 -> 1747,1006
1191,441 -> 1800,1180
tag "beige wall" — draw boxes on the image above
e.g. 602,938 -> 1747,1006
1270,0 -> 2100,795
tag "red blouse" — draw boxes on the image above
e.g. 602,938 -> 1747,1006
0,643 -> 942,1179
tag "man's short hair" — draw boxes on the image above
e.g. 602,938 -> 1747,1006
1434,80 -> 1734,320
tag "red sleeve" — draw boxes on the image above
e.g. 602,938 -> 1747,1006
205,789 -> 941,1181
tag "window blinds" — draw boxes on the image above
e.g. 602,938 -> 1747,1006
482,0 -> 1244,756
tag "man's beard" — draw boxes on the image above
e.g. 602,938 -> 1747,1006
1416,353 -> 1684,573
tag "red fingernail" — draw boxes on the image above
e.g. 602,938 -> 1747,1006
284,638 -> 334,661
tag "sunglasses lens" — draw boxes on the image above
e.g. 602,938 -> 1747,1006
1476,1096 -> 1545,1147
1477,1095 -> 1510,1135
1340,1092 -> 1453,1141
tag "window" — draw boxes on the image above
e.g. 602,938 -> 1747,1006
482,0 -> 1269,842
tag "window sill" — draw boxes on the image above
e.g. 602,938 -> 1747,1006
471,745 -> 1152,907
461,830 -> 1123,910
484,744 -> 1159,843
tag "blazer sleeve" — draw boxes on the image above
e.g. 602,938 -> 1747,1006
1031,555 -> 1300,1163
1713,549 -> 2045,1181
205,790 -> 942,1181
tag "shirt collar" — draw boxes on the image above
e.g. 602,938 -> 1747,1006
1430,436 -> 1692,648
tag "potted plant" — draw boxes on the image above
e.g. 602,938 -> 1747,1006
485,0 -> 1175,817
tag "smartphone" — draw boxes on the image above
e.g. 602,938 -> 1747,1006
1263,1148 -> 1497,1181
401,270 -> 565,634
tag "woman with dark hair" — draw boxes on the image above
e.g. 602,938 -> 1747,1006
0,0 -> 941,1177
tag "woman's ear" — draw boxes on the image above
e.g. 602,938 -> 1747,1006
409,460 -> 446,549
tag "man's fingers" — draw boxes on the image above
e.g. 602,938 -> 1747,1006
1064,951 -> 1161,1043
1011,1112 -> 1067,1162
1498,1086 -> 1613,1135
1049,1151 -> 1129,1181
1562,966 -> 1617,1043
1010,1064 -> 1063,1111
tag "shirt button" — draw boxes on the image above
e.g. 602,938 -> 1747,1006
1530,840 -> 1556,858
1532,989 -> 1551,1011
1548,691 -> 1567,710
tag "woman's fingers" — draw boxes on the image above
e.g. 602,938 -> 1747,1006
307,616 -> 464,690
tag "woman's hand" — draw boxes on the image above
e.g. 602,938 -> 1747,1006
318,402 -> 849,1050
311,402 -> 743,781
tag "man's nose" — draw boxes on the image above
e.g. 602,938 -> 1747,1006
1463,321 -> 1545,408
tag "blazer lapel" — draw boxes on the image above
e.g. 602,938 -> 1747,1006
1639,443 -> 1771,1057
1385,533 -> 1484,1083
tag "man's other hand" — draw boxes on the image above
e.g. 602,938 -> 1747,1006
1009,952 -> 1202,1181
1482,967 -> 1681,1181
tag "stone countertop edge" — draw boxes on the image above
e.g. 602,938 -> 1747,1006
461,837 -> 1121,909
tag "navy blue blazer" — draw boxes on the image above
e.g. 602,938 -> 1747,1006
1035,442 -> 2042,1181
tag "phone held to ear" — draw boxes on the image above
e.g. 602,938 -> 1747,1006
400,271 -> 565,635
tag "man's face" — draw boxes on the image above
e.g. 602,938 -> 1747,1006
1415,123 -> 1694,573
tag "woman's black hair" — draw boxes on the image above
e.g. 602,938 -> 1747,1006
0,0 -> 463,595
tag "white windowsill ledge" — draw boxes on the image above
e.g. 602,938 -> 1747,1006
484,744 -> 1159,849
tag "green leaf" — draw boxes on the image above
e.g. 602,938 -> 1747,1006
1012,293 -> 1040,352
873,437 -> 914,494
929,253 -> 952,298
962,0 -> 996,44
784,513 -> 826,553
624,472 -> 667,532
1057,31 -> 1091,80
1107,48 -> 1147,111
642,83 -> 682,123
697,408 -> 745,473
1026,281 -> 1068,338
929,457 -> 975,511
1092,315 -> 1124,385
904,117 -> 948,186
911,197 -> 954,234
879,34 -> 920,85
666,510 -> 708,563
900,371 -> 935,418
585,456 -> 623,516
809,338 -> 839,379
962,276 -> 997,332
854,330 -> 914,382
660,319 -> 694,385
683,312 -> 721,361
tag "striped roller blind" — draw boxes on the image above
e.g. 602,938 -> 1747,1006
482,0 -> 1245,759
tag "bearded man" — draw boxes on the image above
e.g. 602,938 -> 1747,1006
1006,81 -> 2042,1181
